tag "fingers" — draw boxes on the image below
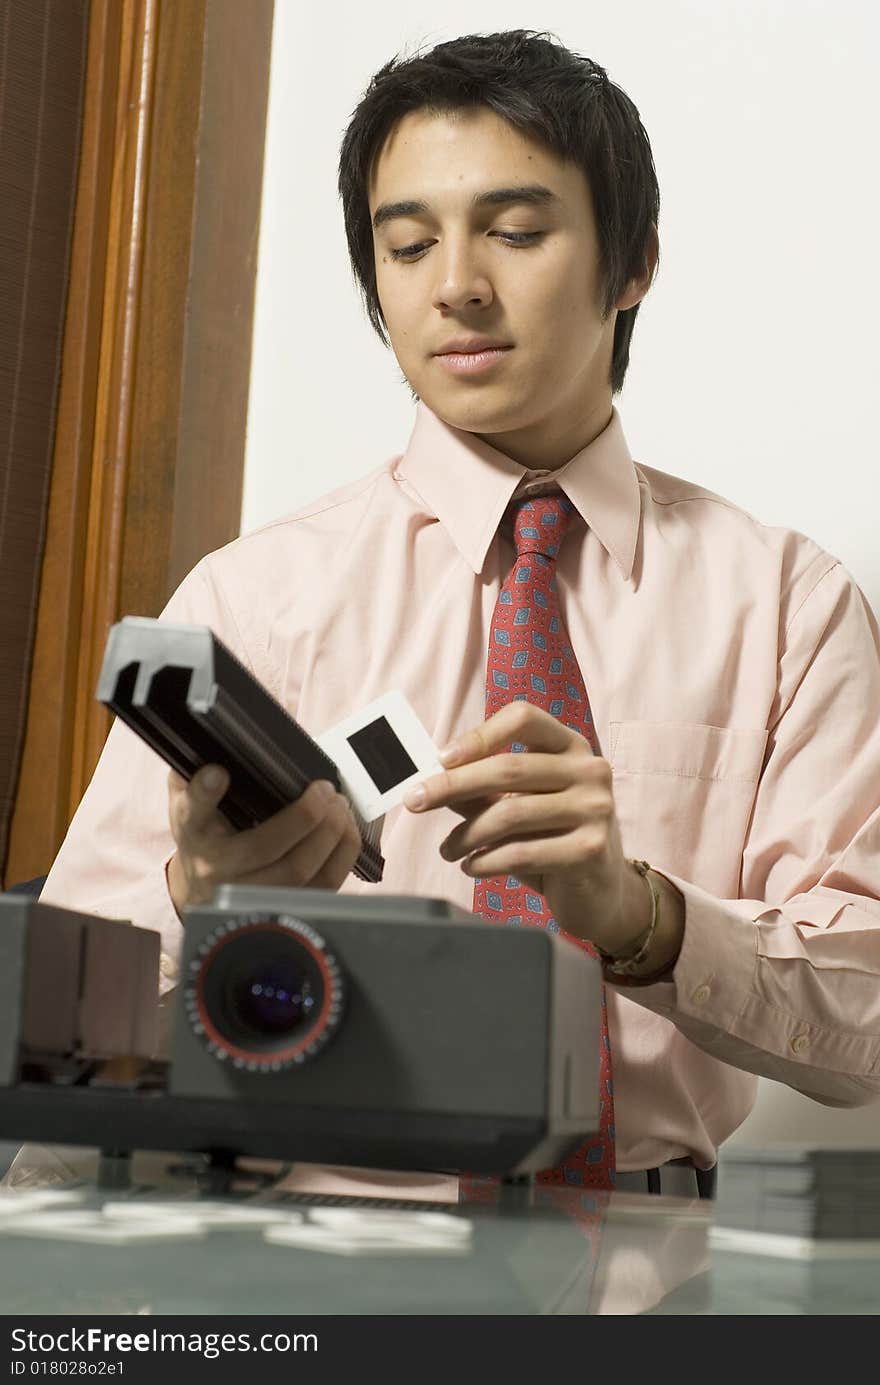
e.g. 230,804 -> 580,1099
168,765 -> 233,846
406,751 -> 574,814
307,824 -> 364,890
461,824 -> 609,881
439,703 -> 574,768
170,769 -> 332,871
228,781 -> 351,876
439,789 -> 584,861
237,799 -> 362,892
166,767 -> 363,908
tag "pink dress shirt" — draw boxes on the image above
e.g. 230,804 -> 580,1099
39,401 -> 880,1178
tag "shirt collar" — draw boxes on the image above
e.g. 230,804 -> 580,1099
396,401 -> 642,579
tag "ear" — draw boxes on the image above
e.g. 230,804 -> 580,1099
616,222 -> 659,312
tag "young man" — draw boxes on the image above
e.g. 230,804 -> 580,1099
39,31 -> 880,1197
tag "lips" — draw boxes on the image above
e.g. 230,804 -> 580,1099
434,339 -> 512,355
434,347 -> 512,376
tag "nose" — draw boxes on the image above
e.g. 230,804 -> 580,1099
430,236 -> 494,312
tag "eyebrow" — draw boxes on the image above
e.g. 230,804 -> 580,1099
371,184 -> 560,231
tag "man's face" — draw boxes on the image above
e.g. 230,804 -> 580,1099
369,106 -> 649,466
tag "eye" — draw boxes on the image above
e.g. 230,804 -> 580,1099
388,231 -> 544,262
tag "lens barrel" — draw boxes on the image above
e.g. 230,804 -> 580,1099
183,913 -> 345,1071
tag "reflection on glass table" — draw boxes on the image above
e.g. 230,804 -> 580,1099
3,1144 -> 878,1315
0,1144 -> 715,1316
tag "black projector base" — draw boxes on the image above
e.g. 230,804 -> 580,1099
0,1079 -> 571,1177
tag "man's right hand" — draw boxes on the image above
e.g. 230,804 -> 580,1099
166,765 -> 362,915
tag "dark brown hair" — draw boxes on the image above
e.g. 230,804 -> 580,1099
337,29 -> 660,396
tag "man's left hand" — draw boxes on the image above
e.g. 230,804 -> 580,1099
402,702 -> 648,953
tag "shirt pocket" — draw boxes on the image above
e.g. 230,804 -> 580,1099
608,720 -> 769,897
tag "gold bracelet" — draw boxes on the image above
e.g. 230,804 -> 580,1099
597,859 -> 660,978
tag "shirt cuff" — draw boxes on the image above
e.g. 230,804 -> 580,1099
616,870 -> 880,1098
617,868 -> 757,1034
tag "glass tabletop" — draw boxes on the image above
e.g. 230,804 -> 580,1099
0,1144 -> 877,1316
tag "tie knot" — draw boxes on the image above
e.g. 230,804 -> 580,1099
512,491 -> 575,560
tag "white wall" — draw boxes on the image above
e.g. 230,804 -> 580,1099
243,0 -> 880,1147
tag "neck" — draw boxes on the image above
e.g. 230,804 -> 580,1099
475,398 -> 613,471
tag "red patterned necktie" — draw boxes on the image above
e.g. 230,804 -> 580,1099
469,490 -> 615,1191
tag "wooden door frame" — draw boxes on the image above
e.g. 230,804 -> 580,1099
4,0 -> 274,887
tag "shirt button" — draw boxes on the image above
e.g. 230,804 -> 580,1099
791,1032 -> 810,1054
159,952 -> 178,980
691,984 -> 711,1006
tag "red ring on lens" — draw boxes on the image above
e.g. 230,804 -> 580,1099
192,918 -> 340,1067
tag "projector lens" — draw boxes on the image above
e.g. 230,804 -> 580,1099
230,957 -> 315,1037
186,914 -> 345,1069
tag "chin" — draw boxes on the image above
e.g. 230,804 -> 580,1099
417,385 -> 526,436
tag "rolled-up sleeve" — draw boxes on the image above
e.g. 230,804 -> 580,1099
628,561 -> 880,1107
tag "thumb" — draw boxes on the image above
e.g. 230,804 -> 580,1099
194,764 -> 228,799
169,763 -> 231,843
